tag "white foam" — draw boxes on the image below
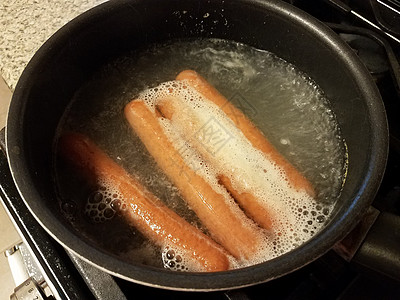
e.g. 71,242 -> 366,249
161,243 -> 204,272
84,179 -> 127,223
136,80 -> 335,268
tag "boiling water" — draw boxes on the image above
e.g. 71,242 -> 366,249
55,38 -> 347,271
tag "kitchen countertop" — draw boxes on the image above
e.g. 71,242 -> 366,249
0,0 -> 108,91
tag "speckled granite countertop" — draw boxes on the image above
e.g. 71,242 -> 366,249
0,0 -> 108,91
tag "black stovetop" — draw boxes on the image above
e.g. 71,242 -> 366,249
1,0 -> 400,299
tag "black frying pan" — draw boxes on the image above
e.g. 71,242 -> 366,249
5,0 -> 388,291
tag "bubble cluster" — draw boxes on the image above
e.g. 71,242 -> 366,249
85,185 -> 127,223
161,245 -> 191,271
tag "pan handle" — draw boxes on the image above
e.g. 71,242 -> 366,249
334,207 -> 400,282
352,211 -> 400,281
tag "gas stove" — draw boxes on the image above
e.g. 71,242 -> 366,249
1,0 -> 400,299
